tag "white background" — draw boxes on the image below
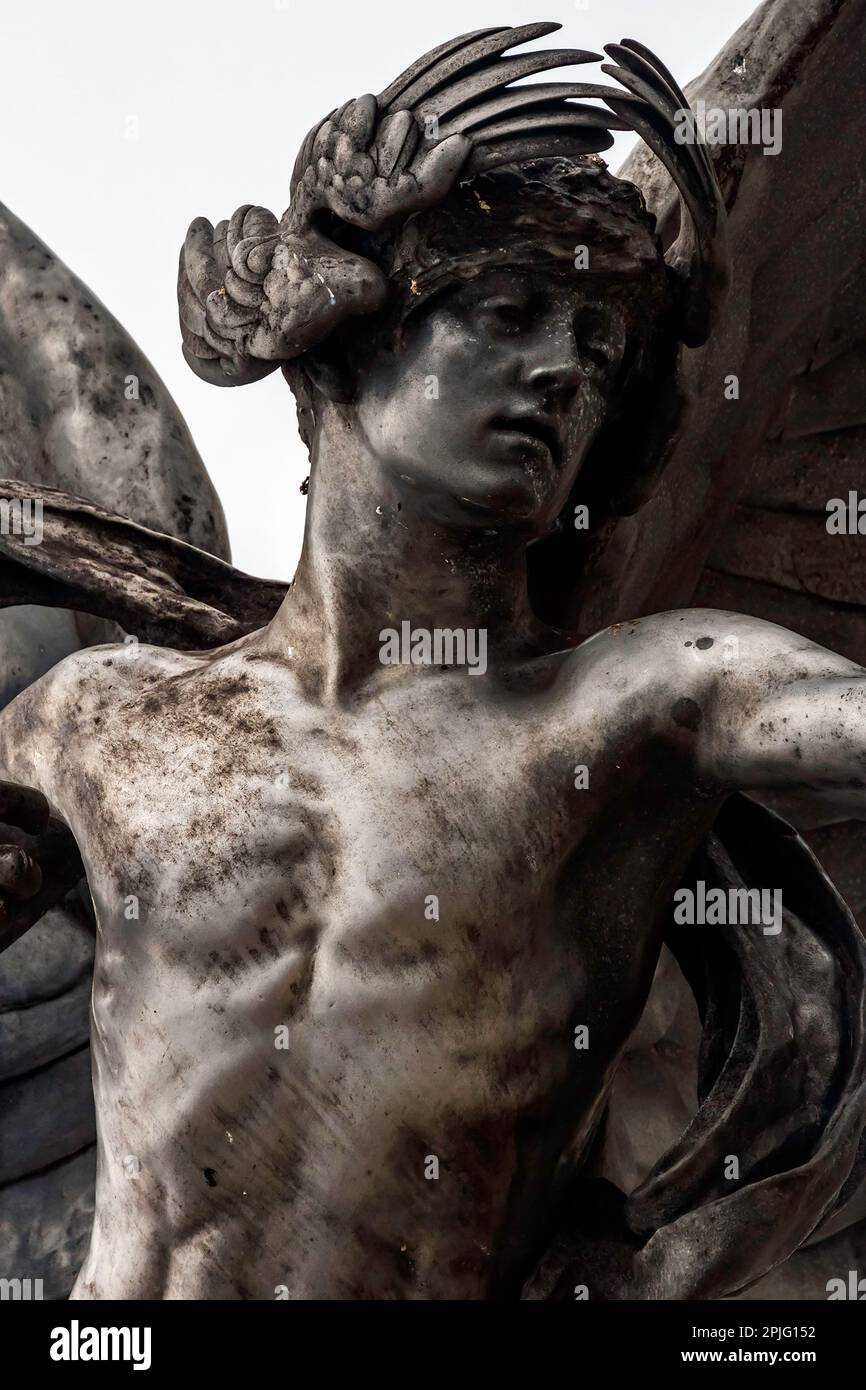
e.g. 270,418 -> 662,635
2,0 -> 756,578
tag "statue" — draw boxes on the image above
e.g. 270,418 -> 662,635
1,6 -> 865,1300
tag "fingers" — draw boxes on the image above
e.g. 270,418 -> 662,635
0,781 -> 49,835
0,844 -> 42,899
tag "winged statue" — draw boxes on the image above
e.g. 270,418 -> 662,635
0,0 -> 864,1300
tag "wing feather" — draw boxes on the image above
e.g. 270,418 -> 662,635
436,83 -> 630,138
377,26 -> 511,106
382,22 -> 568,109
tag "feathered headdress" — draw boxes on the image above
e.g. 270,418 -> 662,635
178,22 -> 729,388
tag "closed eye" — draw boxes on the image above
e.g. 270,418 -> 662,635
479,296 -> 533,334
574,309 -> 625,374
583,341 -> 615,371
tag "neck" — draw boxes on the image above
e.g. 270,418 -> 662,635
266,408 -> 544,699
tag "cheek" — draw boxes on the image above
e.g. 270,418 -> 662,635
357,372 -> 467,467
360,338 -> 499,462
409,307 -> 527,404
563,380 -> 608,445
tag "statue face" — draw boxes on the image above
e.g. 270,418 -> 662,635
352,268 -> 630,533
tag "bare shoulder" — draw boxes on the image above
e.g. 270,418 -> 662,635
558,610 -> 711,710
0,641 -> 205,804
7,640 -> 203,725
571,608 -> 858,684
559,607 -> 860,747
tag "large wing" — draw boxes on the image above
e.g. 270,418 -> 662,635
570,0 -> 866,644
0,481 -> 285,651
589,0 -> 866,1292
0,203 -> 232,1295
0,202 -> 228,558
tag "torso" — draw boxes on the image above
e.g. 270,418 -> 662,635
33,625 -> 719,1299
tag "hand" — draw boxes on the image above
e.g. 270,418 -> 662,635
0,781 -> 85,953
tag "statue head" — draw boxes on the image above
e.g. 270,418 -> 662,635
280,156 -> 678,545
178,22 -> 727,612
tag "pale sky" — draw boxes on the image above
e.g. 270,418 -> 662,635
2,0 -> 757,579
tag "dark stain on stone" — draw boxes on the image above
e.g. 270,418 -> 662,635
695,636 -> 714,650
258,926 -> 280,958
203,1168 -> 218,1187
671,697 -> 702,732
284,768 -> 323,798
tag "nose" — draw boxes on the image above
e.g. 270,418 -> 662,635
523,328 -> 581,403
526,359 -> 581,398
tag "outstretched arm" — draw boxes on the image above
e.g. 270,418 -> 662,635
670,609 -> 866,815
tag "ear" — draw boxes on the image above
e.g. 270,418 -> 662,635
301,341 -> 355,403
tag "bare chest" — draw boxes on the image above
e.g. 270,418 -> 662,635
70,672 -> 574,981
62,656 -> 712,1299
64,660 -> 702,1056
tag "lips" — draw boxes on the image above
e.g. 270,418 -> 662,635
489,413 -> 561,461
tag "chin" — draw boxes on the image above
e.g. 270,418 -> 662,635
479,457 -> 565,525
440,480 -> 560,532
393,451 -> 564,530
